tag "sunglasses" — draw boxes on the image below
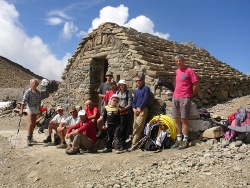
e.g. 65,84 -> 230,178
113,99 -> 119,103
70,111 -> 76,114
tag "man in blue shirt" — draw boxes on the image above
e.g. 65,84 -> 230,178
131,73 -> 150,148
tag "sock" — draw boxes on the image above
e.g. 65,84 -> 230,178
177,134 -> 182,141
27,136 -> 31,141
63,141 -> 66,145
183,135 -> 188,142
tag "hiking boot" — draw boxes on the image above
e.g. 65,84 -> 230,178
43,136 -> 52,143
53,139 -> 60,146
178,140 -> 189,150
56,143 -> 67,149
66,147 -> 79,155
27,136 -> 32,147
31,137 -> 37,143
99,148 -> 112,153
170,140 -> 182,149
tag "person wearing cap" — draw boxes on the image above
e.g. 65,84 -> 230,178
65,109 -> 96,155
131,73 -> 150,149
19,78 -> 41,146
96,70 -> 114,137
171,54 -> 199,150
116,79 -> 133,149
56,106 -> 80,149
84,100 -> 100,125
100,94 -> 123,153
43,106 -> 67,145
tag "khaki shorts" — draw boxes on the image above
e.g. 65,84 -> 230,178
172,97 -> 191,118
26,106 -> 40,115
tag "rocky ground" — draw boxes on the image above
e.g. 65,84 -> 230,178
0,95 -> 250,188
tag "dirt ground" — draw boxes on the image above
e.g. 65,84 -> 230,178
0,95 -> 250,188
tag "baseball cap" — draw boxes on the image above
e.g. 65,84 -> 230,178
78,110 -> 86,116
56,106 -> 63,111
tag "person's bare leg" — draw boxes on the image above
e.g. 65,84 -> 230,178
181,118 -> 189,136
174,117 -> 182,135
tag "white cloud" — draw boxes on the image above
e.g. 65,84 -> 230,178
0,0 -> 68,80
88,4 -> 170,39
89,4 -> 128,32
61,21 -> 78,40
47,10 -> 71,20
47,17 -> 63,25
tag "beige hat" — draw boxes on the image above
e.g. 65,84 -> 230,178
105,71 -> 113,76
118,79 -> 126,85
56,106 -> 63,111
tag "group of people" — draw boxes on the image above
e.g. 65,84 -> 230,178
20,54 -> 199,154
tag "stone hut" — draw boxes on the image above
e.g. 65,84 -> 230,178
53,22 -> 250,113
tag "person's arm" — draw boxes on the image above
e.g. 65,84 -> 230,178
139,86 -> 150,110
192,81 -> 199,96
65,122 -> 80,138
88,107 -> 98,120
19,90 -> 29,116
125,91 -> 132,110
98,93 -> 105,98
97,84 -> 105,99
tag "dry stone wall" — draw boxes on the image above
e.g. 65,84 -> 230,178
52,22 -> 250,114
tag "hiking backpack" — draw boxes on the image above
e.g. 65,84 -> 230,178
38,108 -> 57,134
143,119 -> 175,151
225,108 -> 250,144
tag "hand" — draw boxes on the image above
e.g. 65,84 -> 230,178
137,108 -> 141,114
102,126 -> 106,130
65,133 -> 70,139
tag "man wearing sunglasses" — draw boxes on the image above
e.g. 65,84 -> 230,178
56,106 -> 80,149
131,73 -> 150,149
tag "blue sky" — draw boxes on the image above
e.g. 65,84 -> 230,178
0,0 -> 249,80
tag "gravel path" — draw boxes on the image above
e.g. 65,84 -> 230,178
0,95 -> 250,188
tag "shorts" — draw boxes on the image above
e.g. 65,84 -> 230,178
172,97 -> 192,118
26,106 -> 40,115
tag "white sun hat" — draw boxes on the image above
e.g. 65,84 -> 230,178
111,94 -> 120,99
117,79 -> 126,85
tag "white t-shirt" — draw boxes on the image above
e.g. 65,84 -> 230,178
62,116 -> 80,126
51,114 -> 67,124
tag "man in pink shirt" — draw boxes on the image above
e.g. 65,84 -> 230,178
171,54 -> 199,150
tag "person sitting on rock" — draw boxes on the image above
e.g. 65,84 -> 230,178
84,100 -> 100,126
65,109 -> 97,155
100,94 -> 124,154
43,106 -> 67,145
56,106 -> 80,149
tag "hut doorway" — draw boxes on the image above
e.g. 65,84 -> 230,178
90,58 -> 109,109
